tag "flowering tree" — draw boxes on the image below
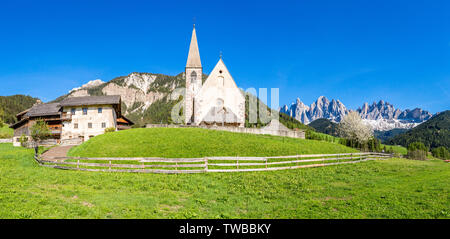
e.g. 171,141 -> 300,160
337,111 -> 373,144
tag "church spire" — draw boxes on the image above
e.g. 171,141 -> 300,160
186,25 -> 202,68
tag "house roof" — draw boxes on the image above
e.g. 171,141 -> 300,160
59,95 -> 121,107
262,119 -> 291,132
16,109 -> 30,118
25,103 -> 61,117
11,95 -> 124,129
117,115 -> 134,125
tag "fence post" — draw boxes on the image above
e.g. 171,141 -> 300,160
205,158 -> 208,172
265,158 -> 268,169
175,162 -> 178,171
237,158 -> 239,170
109,160 -> 111,171
77,159 -> 79,169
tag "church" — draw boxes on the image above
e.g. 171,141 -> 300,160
184,25 -> 245,127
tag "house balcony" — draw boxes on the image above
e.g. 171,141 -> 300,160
61,113 -> 72,121
49,126 -> 62,135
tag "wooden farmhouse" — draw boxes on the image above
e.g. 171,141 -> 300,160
10,95 -> 133,146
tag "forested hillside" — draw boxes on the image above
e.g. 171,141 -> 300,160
308,118 -> 338,136
374,128 -> 408,143
0,95 -> 39,124
388,110 -> 450,150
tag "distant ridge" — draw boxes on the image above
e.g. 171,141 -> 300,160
388,110 -> 450,150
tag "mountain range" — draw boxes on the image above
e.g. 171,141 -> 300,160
281,96 -> 433,131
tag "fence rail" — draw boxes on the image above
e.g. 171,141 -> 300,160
34,152 -> 393,174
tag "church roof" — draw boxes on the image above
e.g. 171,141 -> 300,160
186,26 -> 202,68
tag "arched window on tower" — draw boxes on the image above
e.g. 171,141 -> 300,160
190,71 -> 197,84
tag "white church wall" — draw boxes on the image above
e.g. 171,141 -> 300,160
194,59 -> 245,126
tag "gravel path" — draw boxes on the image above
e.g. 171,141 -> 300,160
41,145 -> 74,161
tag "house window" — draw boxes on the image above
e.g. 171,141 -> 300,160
74,123 -> 78,129
102,122 -> 106,128
88,123 -> 92,128
82,108 -> 88,115
98,108 -> 102,113
71,108 -> 76,115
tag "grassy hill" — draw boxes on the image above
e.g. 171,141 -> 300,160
0,95 -> 39,124
1,143 -> 448,218
68,128 -> 358,158
388,110 -> 450,150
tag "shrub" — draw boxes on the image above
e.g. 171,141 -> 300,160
431,146 -> 450,160
19,134 -> 29,147
407,142 -> 428,160
105,127 -> 116,133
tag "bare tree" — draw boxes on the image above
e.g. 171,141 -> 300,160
337,111 -> 373,144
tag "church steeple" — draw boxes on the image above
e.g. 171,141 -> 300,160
186,25 -> 202,68
185,25 -> 202,125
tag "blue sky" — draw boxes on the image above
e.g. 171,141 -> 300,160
0,0 -> 449,113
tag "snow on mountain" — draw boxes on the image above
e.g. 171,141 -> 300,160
281,97 -> 433,131
69,79 -> 105,93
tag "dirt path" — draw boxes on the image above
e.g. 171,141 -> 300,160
41,145 -> 74,161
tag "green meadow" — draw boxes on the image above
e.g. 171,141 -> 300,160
68,128 -> 359,158
1,139 -> 448,218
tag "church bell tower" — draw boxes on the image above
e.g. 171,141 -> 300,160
185,25 -> 202,125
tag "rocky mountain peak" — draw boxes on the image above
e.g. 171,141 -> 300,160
124,73 -> 157,93
281,96 -> 434,131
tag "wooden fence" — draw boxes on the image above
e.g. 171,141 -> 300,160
34,152 -> 393,174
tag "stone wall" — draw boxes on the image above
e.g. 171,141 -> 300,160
0,138 -> 12,143
145,124 -> 305,139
